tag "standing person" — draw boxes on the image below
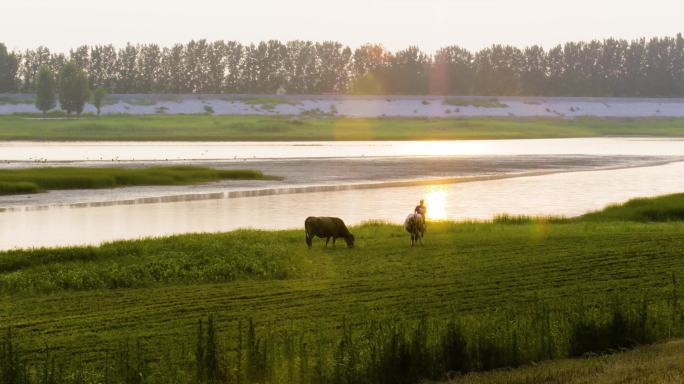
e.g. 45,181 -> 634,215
414,199 -> 427,223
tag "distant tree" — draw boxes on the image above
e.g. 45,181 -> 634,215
432,46 -> 474,95
5,52 -> 20,92
115,44 -> 139,93
19,46 -> 52,91
136,43 -> 162,92
316,41 -> 352,93
264,40 -> 288,93
240,42 -> 265,93
389,46 -> 430,94
284,40 -> 316,93
35,66 -> 56,114
223,41 -> 243,93
0,43 -> 16,91
185,39 -> 211,93
59,62 -> 90,115
351,44 -> 390,94
159,44 -> 187,93
69,45 -> 90,72
520,45 -> 547,96
89,44 -> 118,90
92,86 -> 107,115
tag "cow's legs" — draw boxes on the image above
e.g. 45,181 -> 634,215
325,237 -> 330,247
332,237 -> 337,248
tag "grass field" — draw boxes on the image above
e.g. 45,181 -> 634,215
1,194 -> 684,382
0,166 -> 273,195
2,115 -> 684,141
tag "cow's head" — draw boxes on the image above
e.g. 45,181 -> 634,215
345,234 -> 355,248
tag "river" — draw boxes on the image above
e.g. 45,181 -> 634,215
0,137 -> 682,250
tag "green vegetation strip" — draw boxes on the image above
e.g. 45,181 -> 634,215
580,193 -> 684,222
1,194 -> 683,382
2,115 -> 684,140
0,166 -> 274,195
452,340 -> 684,384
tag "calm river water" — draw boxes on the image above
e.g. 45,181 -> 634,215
0,138 -> 683,249
2,137 -> 684,162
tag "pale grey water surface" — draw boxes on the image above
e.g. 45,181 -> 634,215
1,137 -> 683,249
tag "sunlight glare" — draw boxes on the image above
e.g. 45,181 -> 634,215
423,185 -> 449,220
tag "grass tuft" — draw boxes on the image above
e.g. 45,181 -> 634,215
242,97 -> 300,110
444,98 -> 508,108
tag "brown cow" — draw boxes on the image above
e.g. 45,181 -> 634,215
305,217 -> 355,249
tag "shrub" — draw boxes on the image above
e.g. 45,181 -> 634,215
445,98 -> 508,108
58,62 -> 90,115
35,66 -> 56,114
92,87 -> 107,116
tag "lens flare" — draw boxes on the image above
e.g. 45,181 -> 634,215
423,185 -> 449,220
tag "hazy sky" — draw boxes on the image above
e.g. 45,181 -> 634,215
3,0 -> 683,53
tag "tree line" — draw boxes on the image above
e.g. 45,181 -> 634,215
1,34 -> 684,96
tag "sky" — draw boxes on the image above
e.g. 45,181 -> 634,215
3,0 -> 684,54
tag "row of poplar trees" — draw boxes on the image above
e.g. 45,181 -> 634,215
2,34 -> 684,96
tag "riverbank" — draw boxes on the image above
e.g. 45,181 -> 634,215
2,115 -> 684,141
1,194 -> 683,382
4,94 -> 684,118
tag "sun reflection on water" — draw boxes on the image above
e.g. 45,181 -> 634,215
423,185 -> 449,220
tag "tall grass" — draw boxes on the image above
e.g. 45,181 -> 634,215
0,181 -> 42,195
491,213 -> 566,224
580,193 -> 684,222
0,166 -> 273,195
2,293 -> 681,384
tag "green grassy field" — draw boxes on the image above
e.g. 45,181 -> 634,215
1,194 -> 684,382
2,115 -> 684,141
0,166 -> 274,195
